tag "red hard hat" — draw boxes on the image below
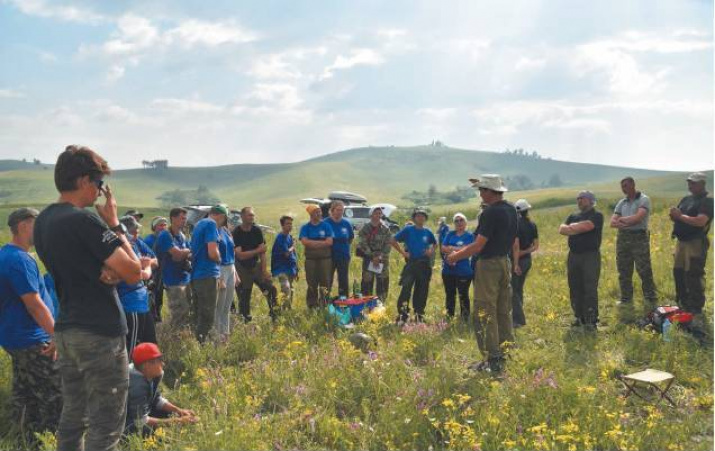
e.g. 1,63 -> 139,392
132,343 -> 162,365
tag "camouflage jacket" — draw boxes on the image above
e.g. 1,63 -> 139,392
357,222 -> 392,259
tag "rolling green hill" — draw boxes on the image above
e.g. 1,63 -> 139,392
0,146 -> 710,214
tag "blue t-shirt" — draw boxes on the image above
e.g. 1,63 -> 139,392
190,218 -> 220,280
117,239 -> 155,314
271,233 -> 298,276
394,225 -> 436,259
156,229 -> 191,286
43,273 -> 59,318
442,231 -> 475,277
299,221 -> 334,241
324,218 -> 354,261
0,244 -> 54,350
218,228 -> 235,266
143,234 -> 157,251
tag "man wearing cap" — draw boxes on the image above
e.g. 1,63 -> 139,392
156,208 -> 192,329
357,206 -> 392,301
300,204 -> 334,308
125,343 -> 197,436
189,206 -> 226,342
117,216 -> 158,356
610,177 -> 657,306
144,217 -> 168,322
512,199 -> 539,328
34,145 -> 146,451
447,175 -> 518,373
669,172 -> 713,318
559,191 -> 603,329
391,208 -> 437,323
233,207 -> 278,322
0,207 -> 62,442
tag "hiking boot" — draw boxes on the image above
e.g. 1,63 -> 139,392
468,360 -> 491,372
488,357 -> 505,373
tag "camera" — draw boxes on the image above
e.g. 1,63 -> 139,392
180,258 -> 193,273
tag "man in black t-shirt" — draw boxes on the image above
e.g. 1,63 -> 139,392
34,145 -> 147,451
232,207 -> 277,322
559,191 -> 603,329
669,172 -> 714,317
447,174 -> 518,373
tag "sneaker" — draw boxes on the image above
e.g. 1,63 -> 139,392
468,360 -> 491,372
616,299 -> 632,306
488,357 -> 505,373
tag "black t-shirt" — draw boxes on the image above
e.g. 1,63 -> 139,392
34,203 -> 126,337
565,208 -> 603,254
232,225 -> 265,268
672,191 -> 714,241
517,217 -> 539,254
475,201 -> 518,259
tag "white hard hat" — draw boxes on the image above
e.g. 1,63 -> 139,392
514,199 -> 532,211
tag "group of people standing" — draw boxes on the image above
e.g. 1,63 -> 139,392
0,143 -> 712,449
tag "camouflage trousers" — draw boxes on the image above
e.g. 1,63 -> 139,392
6,344 -> 62,441
616,230 -> 657,303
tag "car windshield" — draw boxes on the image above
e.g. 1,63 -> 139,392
345,207 -> 370,219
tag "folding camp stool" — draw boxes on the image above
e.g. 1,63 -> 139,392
620,369 -> 676,407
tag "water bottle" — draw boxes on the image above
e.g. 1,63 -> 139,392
662,318 -> 672,342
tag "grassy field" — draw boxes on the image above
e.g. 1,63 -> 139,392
0,195 -> 713,450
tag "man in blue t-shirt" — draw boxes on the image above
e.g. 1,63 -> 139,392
324,200 -> 354,297
272,215 -> 299,309
156,208 -> 192,329
391,208 -> 436,323
0,208 -> 62,441
190,206 -> 226,343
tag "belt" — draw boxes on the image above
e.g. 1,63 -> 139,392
618,229 -> 647,234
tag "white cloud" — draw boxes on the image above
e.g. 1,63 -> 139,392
5,0 -> 105,24
321,48 -> 383,79
515,56 -> 546,72
0,88 -> 25,99
416,108 -> 457,121
38,51 -> 58,63
150,98 -> 225,115
164,19 -> 256,48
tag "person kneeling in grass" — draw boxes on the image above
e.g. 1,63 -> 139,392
125,343 -> 198,437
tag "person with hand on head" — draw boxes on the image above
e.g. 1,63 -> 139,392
117,215 -> 158,356
669,172 -> 713,323
156,208 -> 192,329
189,205 -> 226,343
357,206 -> 392,302
0,207 -> 62,445
441,212 -> 474,320
34,145 -> 146,451
559,190 -> 603,330
125,343 -> 197,437
447,175 -> 518,373
391,208 -> 437,324
233,207 -> 278,322
300,204 -> 334,308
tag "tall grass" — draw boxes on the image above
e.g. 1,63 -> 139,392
0,200 -> 712,451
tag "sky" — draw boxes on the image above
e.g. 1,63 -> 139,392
0,0 -> 712,170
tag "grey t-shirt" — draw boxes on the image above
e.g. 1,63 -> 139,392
614,192 -> 651,231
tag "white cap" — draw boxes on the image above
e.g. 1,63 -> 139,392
469,174 -> 508,192
514,199 -> 532,211
453,212 -> 467,222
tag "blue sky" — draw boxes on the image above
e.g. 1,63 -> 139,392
0,0 -> 712,170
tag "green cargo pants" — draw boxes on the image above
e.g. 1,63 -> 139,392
473,256 -> 514,359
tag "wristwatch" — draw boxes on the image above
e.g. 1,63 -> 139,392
110,223 -> 127,235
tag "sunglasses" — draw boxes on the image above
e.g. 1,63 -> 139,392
92,179 -> 104,190
454,218 -> 466,223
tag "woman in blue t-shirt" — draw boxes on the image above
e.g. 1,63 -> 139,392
117,216 -> 158,357
441,213 -> 474,319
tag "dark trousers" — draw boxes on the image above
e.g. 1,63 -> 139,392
236,263 -> 277,320
149,272 -> 164,322
567,250 -> 601,325
616,230 -> 657,302
442,273 -> 471,319
330,258 -> 351,297
673,237 -> 709,314
397,257 -> 432,321
55,330 -> 128,451
511,256 -> 532,326
125,311 -> 157,358
191,277 -> 219,343
361,258 -> 389,301
7,344 -> 62,443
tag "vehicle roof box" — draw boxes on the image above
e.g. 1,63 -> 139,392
327,191 -> 367,204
